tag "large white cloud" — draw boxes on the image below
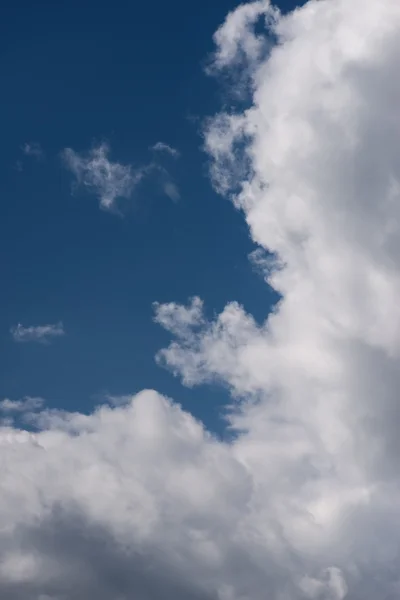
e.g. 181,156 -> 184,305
3,0 -> 400,598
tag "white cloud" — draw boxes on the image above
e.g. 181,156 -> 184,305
151,141 -> 180,158
0,397 -> 45,428
209,0 -> 278,71
62,143 -> 148,212
10,322 -> 65,344
63,142 -> 180,211
0,397 -> 44,413
4,1 -> 400,599
0,391 -> 269,600
157,0 -> 400,596
22,142 -> 44,160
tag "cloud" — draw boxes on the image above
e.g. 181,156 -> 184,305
0,397 -> 45,428
3,1 -> 400,599
151,142 -> 180,159
62,143 -> 149,212
0,397 -> 44,413
157,0 -> 400,596
0,391 -> 268,600
162,180 -> 180,202
10,322 -> 65,344
63,142 -> 180,211
22,142 -> 44,160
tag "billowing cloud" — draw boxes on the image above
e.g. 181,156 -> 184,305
10,322 -> 65,344
159,0 -> 400,596
3,0 -> 400,599
151,141 -> 180,158
0,391 -> 265,600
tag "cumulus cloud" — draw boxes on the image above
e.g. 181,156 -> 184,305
151,141 -> 180,158
10,322 -> 65,344
158,0 -> 400,596
4,0 -> 400,599
0,391 -> 265,600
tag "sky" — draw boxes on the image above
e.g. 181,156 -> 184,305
0,0 -> 288,430
3,0 -> 400,599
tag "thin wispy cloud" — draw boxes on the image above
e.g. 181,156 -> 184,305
62,143 -> 146,212
10,322 -> 65,344
63,142 -> 181,211
22,142 -> 44,160
0,396 -> 45,428
163,180 -> 180,202
0,396 -> 44,413
156,164 -> 181,202
151,141 -> 180,158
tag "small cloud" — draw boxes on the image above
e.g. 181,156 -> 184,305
62,143 -> 147,212
163,181 -> 180,202
0,396 -> 46,427
155,164 -> 181,202
10,322 -> 65,344
22,142 -> 44,160
63,142 -> 181,212
151,142 -> 180,159
0,397 -> 44,413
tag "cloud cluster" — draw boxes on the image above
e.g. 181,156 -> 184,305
10,322 -> 65,344
4,0 -> 400,599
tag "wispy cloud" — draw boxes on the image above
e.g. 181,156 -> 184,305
0,396 -> 45,427
22,142 -> 44,160
156,165 -> 181,202
62,143 -> 146,212
0,397 -> 44,413
63,142 -> 181,211
163,181 -> 180,202
151,141 -> 180,159
10,322 -> 65,344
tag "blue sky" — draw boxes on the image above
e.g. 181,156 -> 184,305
0,0 -> 296,431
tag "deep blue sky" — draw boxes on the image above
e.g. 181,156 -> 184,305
0,0 -> 297,433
